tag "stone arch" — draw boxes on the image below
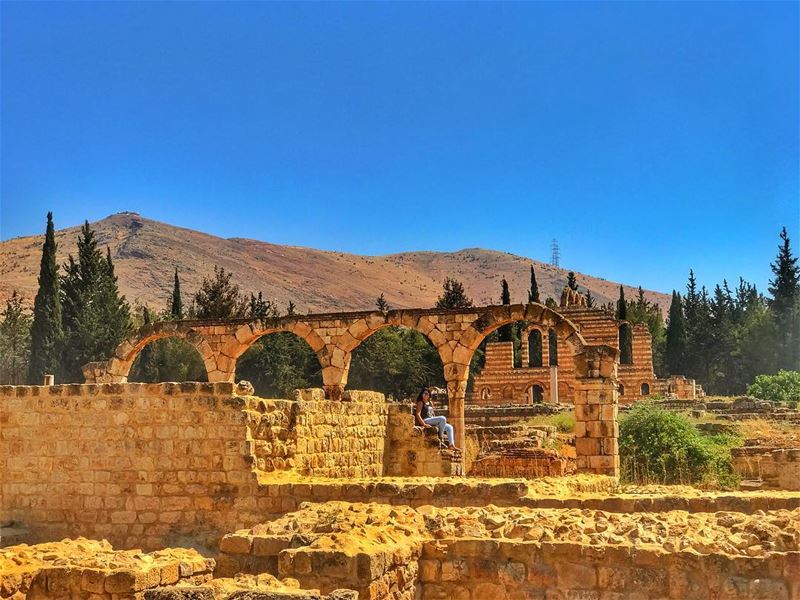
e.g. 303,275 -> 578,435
640,382 -> 650,396
106,323 -> 216,382
501,385 -> 514,400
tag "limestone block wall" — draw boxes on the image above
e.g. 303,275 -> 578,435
383,405 -> 461,477
0,384 -> 390,551
418,539 -> 800,599
0,382 -> 261,552
732,447 -> 800,490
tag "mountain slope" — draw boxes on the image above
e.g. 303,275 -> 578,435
0,212 -> 670,315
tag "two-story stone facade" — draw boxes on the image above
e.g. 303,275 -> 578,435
470,293 -> 701,406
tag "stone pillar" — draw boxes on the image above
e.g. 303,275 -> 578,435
573,345 -> 620,478
321,351 -> 351,401
446,378 -> 468,452
549,365 -> 559,404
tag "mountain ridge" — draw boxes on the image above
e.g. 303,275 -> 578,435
0,212 -> 670,316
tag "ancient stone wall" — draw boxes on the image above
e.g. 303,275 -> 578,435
383,404 -> 461,477
732,447 -> 800,490
418,539 -> 798,599
0,382 -> 262,552
0,384 -> 389,551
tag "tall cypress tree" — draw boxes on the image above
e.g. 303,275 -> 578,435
664,291 -> 687,376
498,278 -> 513,342
28,212 -> 63,384
768,227 -> 800,370
617,286 -> 633,364
61,222 -> 132,381
171,268 -> 183,318
566,272 -> 578,291
585,290 -> 595,308
528,265 -> 540,303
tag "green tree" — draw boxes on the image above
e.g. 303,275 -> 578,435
131,307 -> 158,381
28,212 -> 63,384
170,268 -> 183,318
747,370 -> 800,403
528,265 -> 540,303
768,227 -> 800,370
60,222 -> 132,382
194,266 -> 247,319
498,277 -> 513,342
664,291 -> 687,376
616,286 -> 633,364
566,271 -> 578,291
435,277 -> 473,309
348,327 -> 444,400
585,290 -> 595,308
376,293 -> 390,312
236,332 -> 322,396
0,292 -> 32,384
287,301 -> 296,316
248,292 -> 277,322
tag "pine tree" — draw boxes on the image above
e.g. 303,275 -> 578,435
528,265 -> 540,303
60,223 -> 132,381
567,272 -> 578,291
498,277 -> 513,342
0,291 -> 32,384
248,292 -> 277,321
194,266 -> 247,319
617,286 -> 633,364
768,227 -> 800,370
170,268 -> 183,319
376,293 -> 390,312
28,212 -> 63,384
435,278 -> 473,309
665,291 -> 687,376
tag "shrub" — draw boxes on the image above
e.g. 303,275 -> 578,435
747,370 -> 800,403
550,412 -> 575,433
619,402 -> 740,488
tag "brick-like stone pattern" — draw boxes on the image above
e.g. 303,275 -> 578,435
418,539 -> 800,600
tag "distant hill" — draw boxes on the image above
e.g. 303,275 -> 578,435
0,212 -> 670,315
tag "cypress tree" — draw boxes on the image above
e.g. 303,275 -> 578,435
617,286 -> 633,364
528,265 -> 540,303
768,227 -> 800,370
665,291 -> 687,375
28,212 -> 63,384
585,290 -> 595,308
170,268 -> 183,318
498,277 -> 512,342
567,272 -> 578,291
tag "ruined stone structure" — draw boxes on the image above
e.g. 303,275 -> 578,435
82,303 -> 621,475
470,296 -> 701,406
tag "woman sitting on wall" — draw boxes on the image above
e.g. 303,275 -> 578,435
415,387 -> 459,451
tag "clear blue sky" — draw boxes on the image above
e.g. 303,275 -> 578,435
2,1 -> 797,295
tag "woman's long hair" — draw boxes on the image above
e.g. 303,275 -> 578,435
416,387 -> 430,403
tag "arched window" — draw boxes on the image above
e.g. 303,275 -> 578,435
480,387 -> 492,400
548,329 -> 558,366
640,382 -> 650,396
528,329 -> 543,367
618,324 -> 633,365
618,384 -> 625,396
530,384 -> 544,403
502,385 -> 514,400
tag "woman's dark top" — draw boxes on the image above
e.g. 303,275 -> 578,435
419,400 -> 435,420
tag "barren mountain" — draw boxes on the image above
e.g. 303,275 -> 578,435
0,212 -> 669,315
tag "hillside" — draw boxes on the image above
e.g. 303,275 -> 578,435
0,212 -> 670,315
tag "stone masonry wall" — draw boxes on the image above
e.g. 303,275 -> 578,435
0,384 -> 390,551
732,447 -> 800,490
383,404 -> 461,477
419,539 -> 800,599
0,382 -> 260,552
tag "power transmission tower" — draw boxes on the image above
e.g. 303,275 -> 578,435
551,239 -> 560,267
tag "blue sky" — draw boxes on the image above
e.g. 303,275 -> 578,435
1,1 -> 797,295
